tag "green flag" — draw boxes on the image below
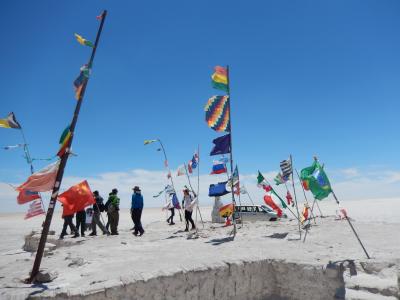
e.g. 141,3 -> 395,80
272,190 -> 287,208
274,173 -> 286,185
300,160 -> 332,200
257,171 -> 265,185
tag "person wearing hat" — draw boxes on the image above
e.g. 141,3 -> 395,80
108,188 -> 120,235
182,188 -> 196,232
131,186 -> 144,236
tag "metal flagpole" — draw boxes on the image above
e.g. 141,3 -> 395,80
332,191 -> 370,259
27,10 -> 108,283
290,155 -> 302,239
295,169 -> 316,225
157,139 -> 183,221
226,65 -> 237,238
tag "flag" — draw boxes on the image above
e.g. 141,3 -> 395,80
96,13 -> 104,20
17,161 -> 60,192
73,65 -> 90,100
211,66 -> 229,92
177,165 -> 186,176
262,184 -> 272,192
17,189 -> 40,205
74,33 -> 94,48
274,173 -> 287,185
57,125 -> 71,157
153,186 -> 167,198
188,152 -> 199,174
286,191 -> 294,206
219,203 -> 234,218
208,181 -> 230,197
263,194 -> 282,217
280,158 -> 292,179
171,193 -> 181,209
57,180 -> 96,217
300,160 -> 332,200
205,95 -> 230,132
167,171 -> 171,179
24,200 -> 45,219
3,144 -> 24,150
227,166 -> 240,194
0,112 -> 21,129
300,203 -> 310,224
144,139 -> 157,145
210,134 -> 231,156
165,185 -> 175,195
240,185 -> 247,195
210,160 -> 227,174
257,171 -> 267,186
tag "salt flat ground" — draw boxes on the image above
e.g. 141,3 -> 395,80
0,198 -> 399,299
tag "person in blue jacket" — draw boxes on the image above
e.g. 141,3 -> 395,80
131,186 -> 145,236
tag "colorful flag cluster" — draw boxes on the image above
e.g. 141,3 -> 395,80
205,95 -> 230,132
257,170 -> 287,209
211,66 -> 229,92
25,200 -> 45,220
0,112 -> 21,129
300,160 -> 332,200
57,180 -> 95,217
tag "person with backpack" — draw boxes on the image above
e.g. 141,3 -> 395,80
131,186 -> 145,236
182,188 -> 196,232
90,190 -> 109,236
108,188 -> 120,235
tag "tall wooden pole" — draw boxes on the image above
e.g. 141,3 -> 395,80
226,65 -> 237,237
27,10 -> 107,283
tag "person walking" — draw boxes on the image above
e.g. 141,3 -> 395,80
90,190 -> 109,236
167,207 -> 175,225
183,189 -> 196,231
108,188 -> 120,235
75,209 -> 86,237
131,186 -> 144,236
60,212 -> 79,239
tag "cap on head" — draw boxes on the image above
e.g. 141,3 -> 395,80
133,186 -> 141,192
112,188 -> 118,194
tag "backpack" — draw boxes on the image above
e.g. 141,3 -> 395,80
104,199 -> 111,212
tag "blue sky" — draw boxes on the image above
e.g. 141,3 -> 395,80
1,1 -> 400,212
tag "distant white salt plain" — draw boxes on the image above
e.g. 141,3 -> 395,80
0,198 -> 399,299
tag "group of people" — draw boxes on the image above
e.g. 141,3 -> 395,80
59,186 -> 197,239
59,186 -> 144,239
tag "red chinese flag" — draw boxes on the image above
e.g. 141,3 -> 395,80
57,180 -> 95,217
263,194 -> 282,217
17,189 -> 41,205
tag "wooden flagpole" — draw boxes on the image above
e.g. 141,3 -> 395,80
290,154 -> 302,239
27,10 -> 108,283
226,65 -> 237,238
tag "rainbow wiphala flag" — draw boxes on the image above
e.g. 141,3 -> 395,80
211,66 -> 229,92
204,95 -> 230,132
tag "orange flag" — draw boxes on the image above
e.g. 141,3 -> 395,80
263,194 -> 283,217
17,161 -> 60,192
57,180 -> 95,217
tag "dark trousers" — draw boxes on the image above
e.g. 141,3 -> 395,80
108,209 -> 119,234
76,211 -> 86,236
91,211 -> 107,234
61,215 -> 77,237
185,210 -> 195,230
132,208 -> 144,235
167,208 -> 175,224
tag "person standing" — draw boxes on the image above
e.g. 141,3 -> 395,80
131,186 -> 144,236
60,212 -> 79,239
183,189 -> 196,231
167,207 -> 175,225
90,190 -> 109,236
108,188 -> 120,235
75,209 -> 86,237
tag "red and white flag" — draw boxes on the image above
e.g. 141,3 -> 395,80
25,200 -> 45,219
17,161 -> 60,192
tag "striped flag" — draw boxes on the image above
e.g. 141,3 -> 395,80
25,200 -> 45,219
280,158 -> 292,179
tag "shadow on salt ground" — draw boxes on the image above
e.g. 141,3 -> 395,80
205,236 -> 234,246
264,232 -> 289,239
28,283 -> 49,297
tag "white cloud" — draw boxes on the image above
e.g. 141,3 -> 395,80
1,167 -> 400,213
